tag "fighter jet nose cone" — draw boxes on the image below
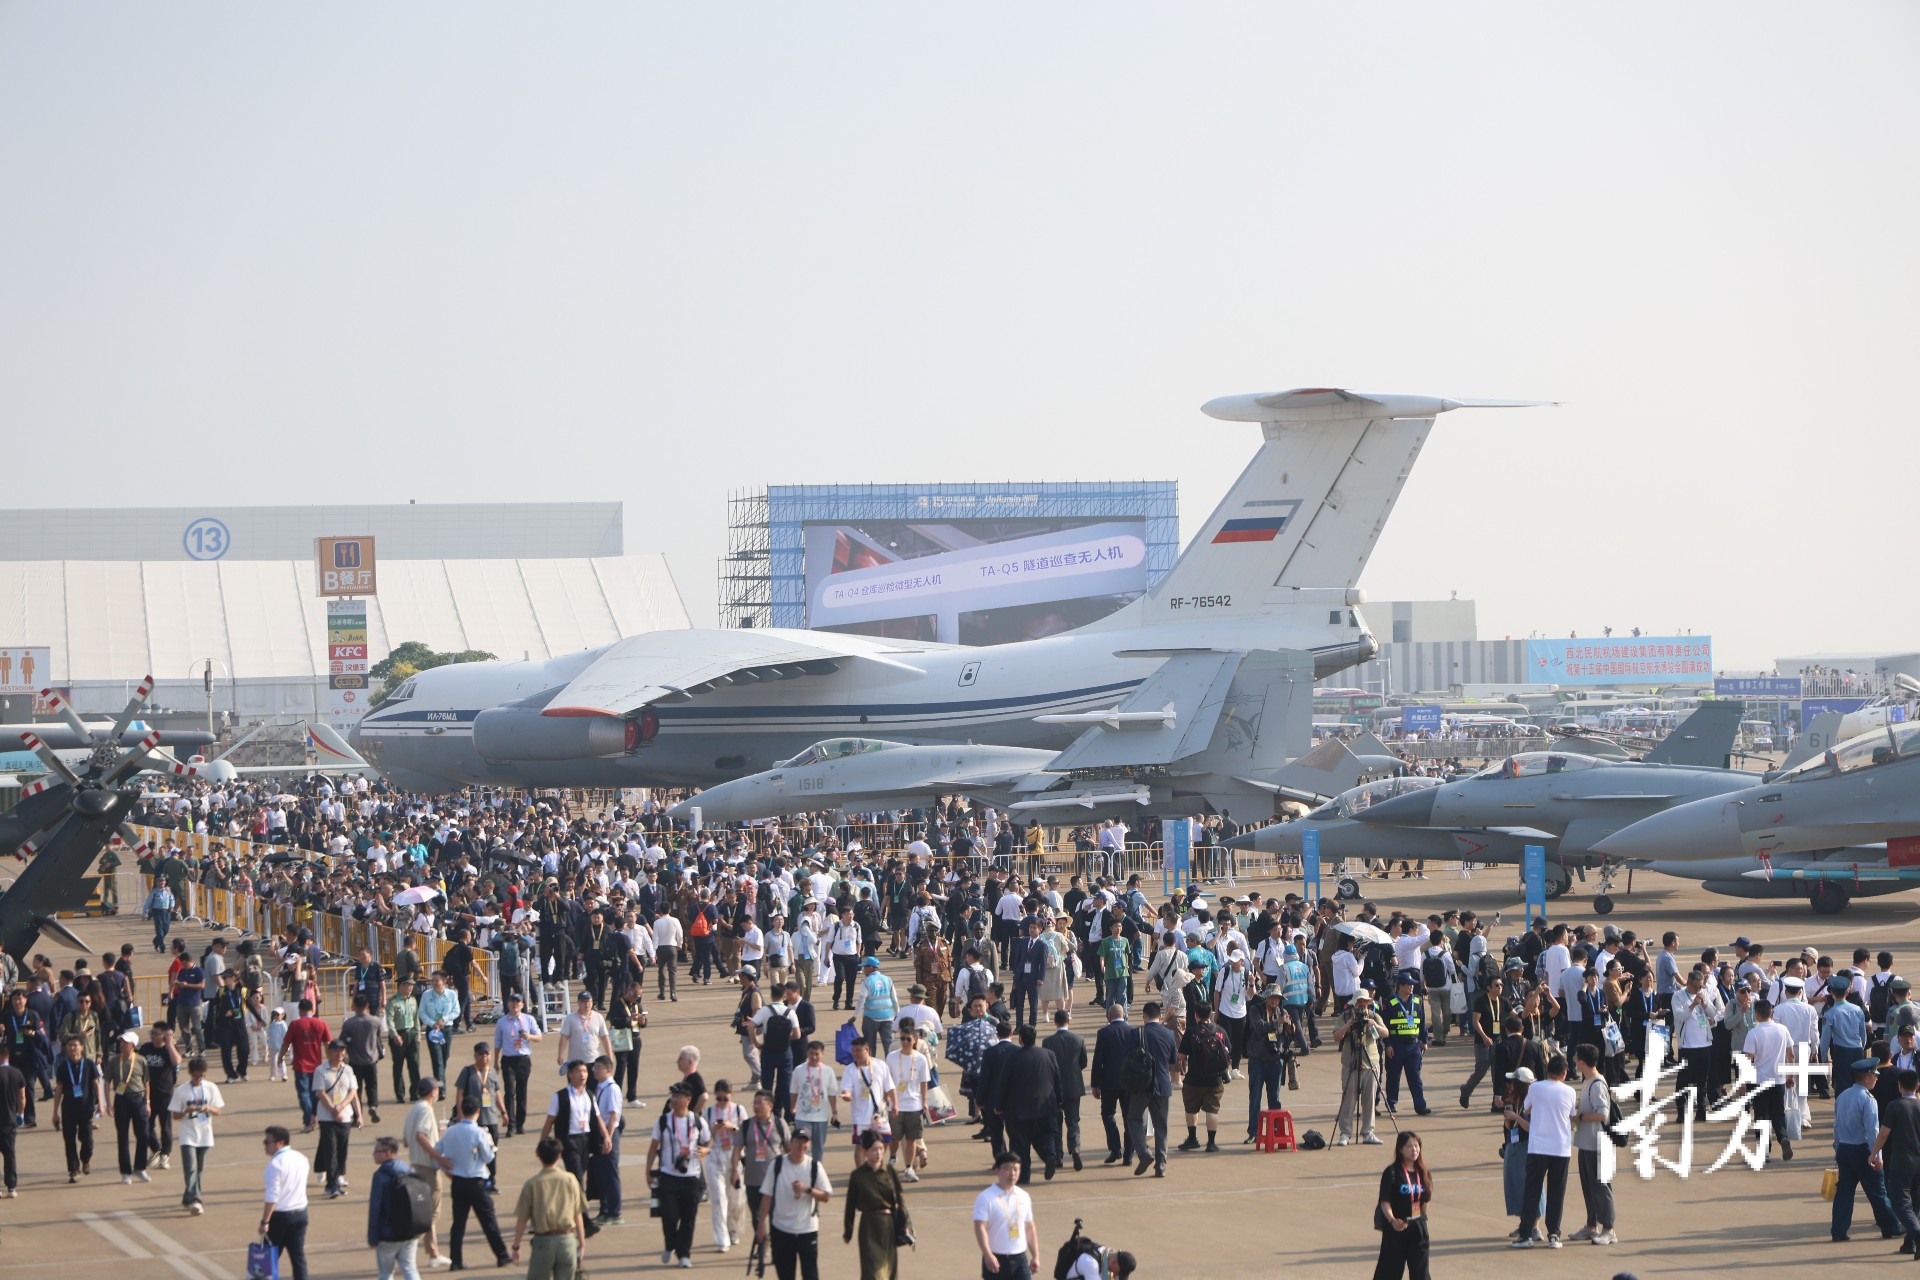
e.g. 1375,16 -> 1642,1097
1591,797 -> 1741,862
1224,830 -> 1258,851
72,788 -> 115,819
1357,787 -> 1437,828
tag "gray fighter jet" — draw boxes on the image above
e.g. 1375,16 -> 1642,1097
1589,721 -> 1920,913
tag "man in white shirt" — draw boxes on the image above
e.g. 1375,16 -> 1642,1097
703,1080 -> 748,1252
886,1023 -> 932,1181
557,993 -> 612,1072
1671,970 -> 1722,1124
837,1038 -> 895,1153
1516,1055 -> 1577,1249
972,1152 -> 1039,1278
169,1059 -> 224,1214
1392,919 -> 1430,977
754,1129 -> 832,1278
791,1042 -> 840,1154
1743,998 -> 1796,1161
1539,926 -> 1572,995
1333,942 -> 1364,1012
260,1125 -> 312,1280
651,912 -> 683,1002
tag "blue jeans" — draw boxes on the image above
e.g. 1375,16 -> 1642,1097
1103,977 -> 1130,1011
798,1119 -> 828,1153
151,909 -> 171,950
1833,1141 -> 1899,1240
1244,1058 -> 1282,1136
295,1070 -> 317,1127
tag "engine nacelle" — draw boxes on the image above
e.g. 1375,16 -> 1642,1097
473,708 -> 632,760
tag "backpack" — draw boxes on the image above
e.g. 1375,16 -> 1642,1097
763,1005 -> 794,1057
1188,1026 -> 1230,1083
384,1170 -> 435,1240
1870,974 -> 1896,1026
1421,952 -> 1449,990
1120,1036 -> 1156,1096
1052,1227 -> 1103,1280
834,1019 -> 859,1065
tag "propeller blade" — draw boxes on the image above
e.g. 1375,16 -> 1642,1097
107,675 -> 155,742
38,687 -> 93,741
33,914 -> 93,955
19,732 -> 83,788
116,823 -> 151,854
104,729 -> 165,786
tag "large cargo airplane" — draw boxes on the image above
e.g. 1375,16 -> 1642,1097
355,389 -> 1548,793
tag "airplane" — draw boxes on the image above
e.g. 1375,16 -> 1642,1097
1282,702 -> 1826,913
355,388 -> 1551,795
1587,720 -> 1920,912
1543,699 -> 1746,764
666,724 -> 1391,829
164,720 -> 370,784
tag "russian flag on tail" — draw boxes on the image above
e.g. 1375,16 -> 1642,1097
1212,516 -> 1290,544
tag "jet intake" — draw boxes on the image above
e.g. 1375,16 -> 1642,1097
473,708 -> 631,760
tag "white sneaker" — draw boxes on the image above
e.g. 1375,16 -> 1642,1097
1546,1235 -> 1563,1249
1229,1068 -> 1244,1081
1334,1133 -> 1350,1146
135,1171 -> 152,1183
1592,1230 -> 1618,1245
337,1176 -> 350,1188
157,1155 -> 171,1170
1567,1227 -> 1594,1242
189,1202 -> 204,1215
121,1175 -> 134,1185
678,1260 -> 692,1270
1362,1133 -> 1383,1145
662,1252 -> 674,1265
427,1257 -> 453,1269
902,1169 -> 919,1182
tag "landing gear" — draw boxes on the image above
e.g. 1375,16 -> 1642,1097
1594,895 -> 1615,915
1543,864 -> 1572,900
1809,881 -> 1852,915
1336,876 -> 1361,901
1592,860 -> 1621,915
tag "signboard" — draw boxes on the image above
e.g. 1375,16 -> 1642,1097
1713,676 -> 1802,700
325,600 -> 371,727
0,647 -> 49,696
1301,827 -> 1322,904
1523,843 -> 1548,926
315,536 -> 377,597
1802,697 -> 1868,726
1166,818 -> 1192,887
1400,705 -> 1444,733
1524,636 -> 1713,685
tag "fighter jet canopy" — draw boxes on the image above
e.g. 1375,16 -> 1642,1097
1307,774 -> 1439,820
1469,751 -> 1606,781
775,738 -> 909,769
1777,721 -> 1920,783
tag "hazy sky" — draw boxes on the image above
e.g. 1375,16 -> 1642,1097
4,4 -> 1915,670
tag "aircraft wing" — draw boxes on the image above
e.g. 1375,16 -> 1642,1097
539,628 -> 934,718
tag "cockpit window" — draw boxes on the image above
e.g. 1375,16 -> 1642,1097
388,678 -> 416,702
1310,775 -> 1440,820
1469,751 -> 1604,781
1780,722 -> 1920,783
777,737 -> 902,769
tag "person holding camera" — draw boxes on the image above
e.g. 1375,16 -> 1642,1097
646,1082 -> 712,1268
1334,989 -> 1387,1146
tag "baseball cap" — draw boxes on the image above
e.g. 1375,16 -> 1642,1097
860,956 -> 879,968
1511,1066 -> 1536,1085
120,1030 -> 140,1044
908,984 -> 927,998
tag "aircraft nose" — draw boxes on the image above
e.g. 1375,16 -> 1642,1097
1226,824 -> 1296,854
1591,797 -> 1746,862
1356,788 -> 1438,828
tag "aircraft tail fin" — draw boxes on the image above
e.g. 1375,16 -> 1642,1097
1780,711 -> 1844,770
1079,390 -> 1549,636
1256,735 -> 1367,803
1642,700 -> 1744,768
305,721 -> 370,769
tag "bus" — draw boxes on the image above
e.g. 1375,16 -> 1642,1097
1314,687 -> 1385,722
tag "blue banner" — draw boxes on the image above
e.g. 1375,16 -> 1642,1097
1524,844 -> 1548,925
1167,820 -> 1192,879
1400,705 -> 1443,733
1714,676 -> 1802,700
1802,698 -> 1868,726
1302,828 -> 1322,903
1524,636 -> 1713,685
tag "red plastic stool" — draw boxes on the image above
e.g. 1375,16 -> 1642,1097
1256,1108 -> 1296,1151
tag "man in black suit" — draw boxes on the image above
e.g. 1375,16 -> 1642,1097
995,1024 -> 1061,1184
1125,1002 -> 1180,1179
1090,1003 -> 1137,1165
974,1020 -> 1017,1159
1044,1009 -> 1088,1172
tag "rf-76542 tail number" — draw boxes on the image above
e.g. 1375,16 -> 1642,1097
1166,595 -> 1232,610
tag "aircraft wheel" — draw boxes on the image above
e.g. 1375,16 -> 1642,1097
1543,869 -> 1572,900
1336,876 -> 1361,901
1810,883 -> 1851,916
1594,895 -> 1615,915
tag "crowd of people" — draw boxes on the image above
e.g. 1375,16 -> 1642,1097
9,768 -> 1920,1279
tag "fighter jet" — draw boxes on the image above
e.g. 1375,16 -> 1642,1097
1329,702 -> 1817,913
356,389 -> 1550,793
671,717 -> 1384,828
1589,721 -> 1920,913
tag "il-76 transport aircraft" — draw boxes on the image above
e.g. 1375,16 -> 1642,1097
355,389 -> 1548,793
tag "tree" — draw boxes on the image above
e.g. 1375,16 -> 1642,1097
368,641 -> 496,705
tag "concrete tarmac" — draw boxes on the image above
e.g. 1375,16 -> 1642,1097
5,868 -> 1914,1278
